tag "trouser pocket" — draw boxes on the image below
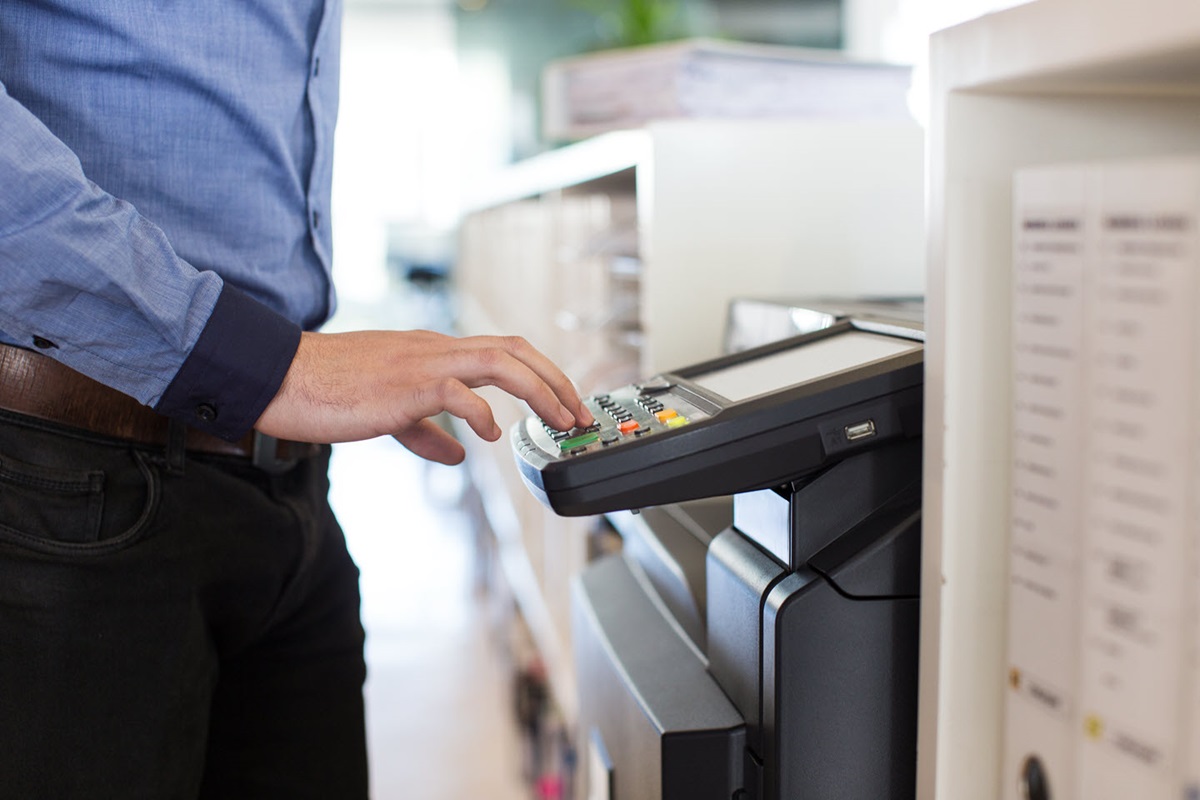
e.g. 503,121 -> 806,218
0,446 -> 159,553
0,454 -> 104,543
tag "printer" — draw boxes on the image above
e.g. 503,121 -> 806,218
512,301 -> 924,800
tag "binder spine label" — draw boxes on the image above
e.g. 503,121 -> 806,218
1009,159 -> 1200,800
1005,167 -> 1090,800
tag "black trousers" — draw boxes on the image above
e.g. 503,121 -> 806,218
0,409 -> 368,799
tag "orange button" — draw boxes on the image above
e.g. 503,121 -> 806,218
655,409 -> 678,423
618,420 -> 639,434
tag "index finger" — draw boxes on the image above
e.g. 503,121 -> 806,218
463,335 -> 594,428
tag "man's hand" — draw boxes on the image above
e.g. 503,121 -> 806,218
255,330 -> 594,465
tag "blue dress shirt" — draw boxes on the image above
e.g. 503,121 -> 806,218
0,0 -> 342,440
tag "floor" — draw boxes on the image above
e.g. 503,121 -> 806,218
328,434 -> 529,800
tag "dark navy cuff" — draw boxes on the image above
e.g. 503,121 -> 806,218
155,285 -> 302,441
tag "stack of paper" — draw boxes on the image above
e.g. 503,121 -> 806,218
541,38 -> 913,141
1007,157 -> 1200,800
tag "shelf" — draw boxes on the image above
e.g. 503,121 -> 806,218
457,296 -> 595,727
462,422 -> 582,726
921,2 -> 1200,799
461,130 -> 649,214
935,0 -> 1200,95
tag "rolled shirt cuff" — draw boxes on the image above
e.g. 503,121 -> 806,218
155,284 -> 302,441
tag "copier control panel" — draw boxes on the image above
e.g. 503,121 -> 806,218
513,319 -> 924,517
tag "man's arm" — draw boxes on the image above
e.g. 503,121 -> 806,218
0,80 -> 592,454
0,78 -> 302,440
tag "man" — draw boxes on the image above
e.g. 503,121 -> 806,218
0,1 -> 591,796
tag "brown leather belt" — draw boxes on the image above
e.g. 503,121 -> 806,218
0,343 -> 316,470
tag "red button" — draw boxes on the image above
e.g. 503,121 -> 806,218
618,420 -> 639,434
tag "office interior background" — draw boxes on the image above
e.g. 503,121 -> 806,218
328,0 -> 1002,318
327,0 -> 1010,798
322,1 -> 1200,799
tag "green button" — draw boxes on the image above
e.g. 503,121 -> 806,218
559,432 -> 600,450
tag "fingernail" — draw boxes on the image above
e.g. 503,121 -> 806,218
492,423 -> 502,439
559,405 -> 575,428
579,402 -> 594,425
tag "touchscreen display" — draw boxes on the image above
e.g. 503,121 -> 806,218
690,331 -> 920,403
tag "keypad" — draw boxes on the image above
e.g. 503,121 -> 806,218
534,382 -> 706,458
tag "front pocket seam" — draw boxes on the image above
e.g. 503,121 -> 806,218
0,450 -> 161,557
0,464 -> 100,494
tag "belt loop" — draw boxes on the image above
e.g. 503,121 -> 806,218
252,431 -> 299,475
165,419 -> 187,476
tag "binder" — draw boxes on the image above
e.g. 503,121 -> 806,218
1077,159 -> 1196,800
1005,165 -> 1090,800
1008,157 -> 1200,800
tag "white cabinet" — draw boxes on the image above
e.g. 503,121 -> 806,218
456,118 -> 925,723
921,2 -> 1200,797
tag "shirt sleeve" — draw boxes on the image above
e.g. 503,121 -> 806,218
0,78 -> 301,441
156,286 -> 301,440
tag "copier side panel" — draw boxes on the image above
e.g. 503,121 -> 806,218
763,571 -> 920,799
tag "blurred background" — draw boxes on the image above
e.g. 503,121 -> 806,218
323,1 -> 1024,797
327,0 -> 1016,324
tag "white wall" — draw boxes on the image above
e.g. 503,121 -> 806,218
843,0 -> 1037,125
332,5 -> 459,303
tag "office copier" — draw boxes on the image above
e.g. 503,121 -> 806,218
511,301 -> 924,800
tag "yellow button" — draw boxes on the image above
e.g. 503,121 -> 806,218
666,416 -> 689,428
655,409 -> 678,423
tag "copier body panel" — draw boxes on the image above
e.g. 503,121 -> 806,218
517,313 -> 926,800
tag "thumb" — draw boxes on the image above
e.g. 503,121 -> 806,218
393,419 -> 467,465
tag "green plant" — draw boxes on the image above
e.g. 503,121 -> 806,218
571,0 -> 687,48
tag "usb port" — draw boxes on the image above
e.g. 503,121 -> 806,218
845,420 -> 876,442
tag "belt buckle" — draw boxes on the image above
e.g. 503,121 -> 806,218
252,431 -> 299,475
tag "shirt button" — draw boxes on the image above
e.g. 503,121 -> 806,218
195,403 -> 218,422
31,335 -> 58,350
311,209 -> 321,230
313,57 -> 320,78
